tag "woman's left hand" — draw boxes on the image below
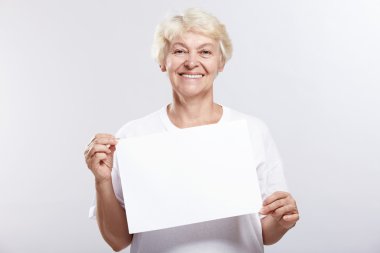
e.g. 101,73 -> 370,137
260,191 -> 299,229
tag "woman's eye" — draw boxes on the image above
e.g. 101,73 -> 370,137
173,49 -> 186,54
201,50 -> 212,55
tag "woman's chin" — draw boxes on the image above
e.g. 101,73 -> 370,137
175,86 -> 211,99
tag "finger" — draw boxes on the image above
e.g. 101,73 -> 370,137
91,152 -> 108,168
85,136 -> 117,156
84,146 -> 91,157
260,198 -> 287,215
272,204 -> 297,219
263,191 -> 290,206
93,137 -> 118,145
95,133 -> 115,139
88,137 -> 118,148
283,213 -> 299,222
87,144 -> 112,158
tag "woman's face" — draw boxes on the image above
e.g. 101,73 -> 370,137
161,31 -> 225,99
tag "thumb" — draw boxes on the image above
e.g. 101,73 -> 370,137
109,145 -> 116,153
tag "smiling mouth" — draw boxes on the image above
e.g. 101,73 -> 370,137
179,73 -> 204,79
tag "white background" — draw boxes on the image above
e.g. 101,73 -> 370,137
1,0 -> 379,252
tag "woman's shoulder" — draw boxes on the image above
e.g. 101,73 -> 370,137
225,106 -> 277,152
224,106 -> 270,134
115,107 -> 166,138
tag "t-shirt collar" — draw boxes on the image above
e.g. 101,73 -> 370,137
160,103 -> 229,131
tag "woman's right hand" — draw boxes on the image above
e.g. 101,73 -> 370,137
84,133 -> 118,183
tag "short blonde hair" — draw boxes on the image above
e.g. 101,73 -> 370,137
152,8 -> 233,66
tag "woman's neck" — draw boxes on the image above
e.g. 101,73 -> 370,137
167,94 -> 223,129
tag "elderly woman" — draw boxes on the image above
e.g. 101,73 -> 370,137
84,8 -> 299,253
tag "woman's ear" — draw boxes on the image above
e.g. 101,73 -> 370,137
218,55 -> 225,72
160,64 -> 167,72
218,61 -> 225,73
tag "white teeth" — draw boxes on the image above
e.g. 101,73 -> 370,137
181,74 -> 203,79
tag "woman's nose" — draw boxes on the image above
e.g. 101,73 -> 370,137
184,52 -> 199,69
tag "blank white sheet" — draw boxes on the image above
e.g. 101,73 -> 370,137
116,120 -> 262,233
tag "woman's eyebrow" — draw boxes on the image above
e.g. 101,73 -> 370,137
171,42 -> 215,49
171,42 -> 187,48
197,43 -> 215,49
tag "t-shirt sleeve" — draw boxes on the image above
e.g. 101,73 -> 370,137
88,152 -> 125,219
256,122 -> 288,202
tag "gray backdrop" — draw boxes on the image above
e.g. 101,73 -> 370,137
1,0 -> 379,252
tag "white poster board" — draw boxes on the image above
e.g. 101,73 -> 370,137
116,120 -> 262,233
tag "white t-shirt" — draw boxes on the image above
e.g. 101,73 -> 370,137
89,104 -> 288,253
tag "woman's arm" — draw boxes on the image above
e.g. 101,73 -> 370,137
96,179 -> 132,251
85,134 -> 132,251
